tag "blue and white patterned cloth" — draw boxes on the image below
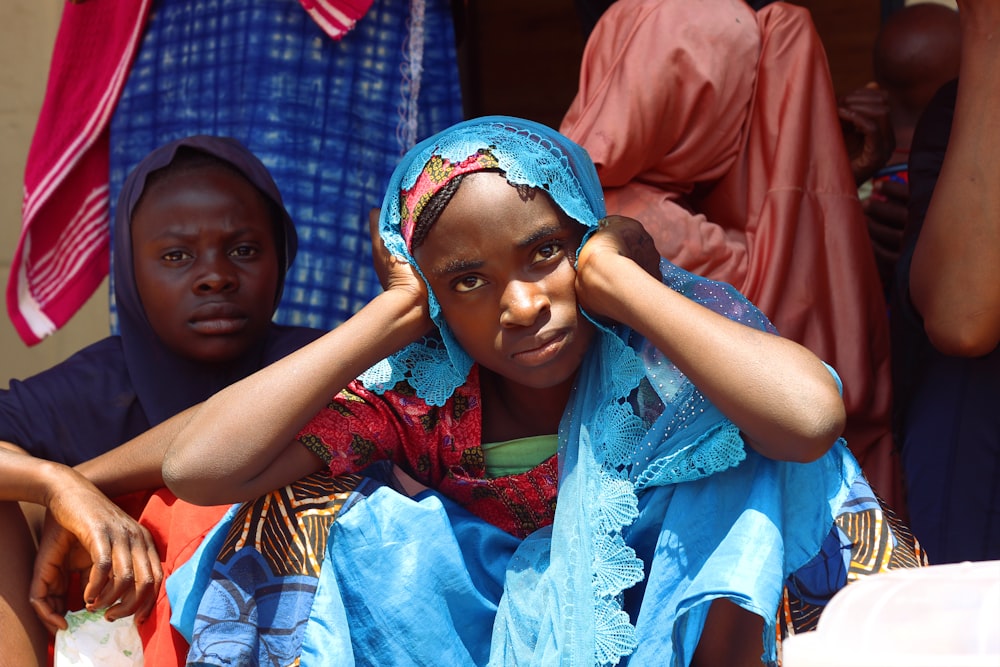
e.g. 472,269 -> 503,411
108,0 -> 463,331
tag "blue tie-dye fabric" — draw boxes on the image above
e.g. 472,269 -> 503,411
108,0 -> 463,331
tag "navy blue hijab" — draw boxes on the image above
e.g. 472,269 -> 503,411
113,135 -> 322,426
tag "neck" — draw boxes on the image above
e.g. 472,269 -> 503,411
479,368 -> 573,442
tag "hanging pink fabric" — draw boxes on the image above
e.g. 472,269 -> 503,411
8,0 -> 373,346
561,0 -> 903,511
11,0 -> 152,346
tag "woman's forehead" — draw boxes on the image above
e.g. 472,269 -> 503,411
131,167 -> 277,241
416,172 -> 576,263
436,172 -> 556,226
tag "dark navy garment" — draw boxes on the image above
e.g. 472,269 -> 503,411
0,338 -> 145,465
891,79 -> 1000,564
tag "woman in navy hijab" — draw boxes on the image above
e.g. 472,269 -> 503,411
0,135 -> 323,665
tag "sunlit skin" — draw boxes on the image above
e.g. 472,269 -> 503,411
131,164 -> 281,365
413,172 -> 596,441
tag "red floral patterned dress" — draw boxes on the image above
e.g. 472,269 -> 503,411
298,364 -> 558,538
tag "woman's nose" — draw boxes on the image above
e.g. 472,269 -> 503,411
499,280 -> 549,327
193,255 -> 238,294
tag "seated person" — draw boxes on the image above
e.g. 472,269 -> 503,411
891,0 -> 1000,564
163,117 -> 923,666
0,135 -> 323,666
559,0 -> 902,512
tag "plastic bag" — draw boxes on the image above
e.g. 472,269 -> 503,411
54,609 -> 143,666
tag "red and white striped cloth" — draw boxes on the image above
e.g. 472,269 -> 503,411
299,0 -> 374,41
8,0 -> 372,346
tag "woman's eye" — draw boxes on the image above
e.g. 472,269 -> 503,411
229,245 -> 259,258
162,250 -> 190,262
535,242 -> 562,262
454,275 -> 486,293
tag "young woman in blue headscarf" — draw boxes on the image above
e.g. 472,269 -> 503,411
164,117 -> 920,666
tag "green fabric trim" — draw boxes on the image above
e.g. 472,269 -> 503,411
482,433 -> 558,478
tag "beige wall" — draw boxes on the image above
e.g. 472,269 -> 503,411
0,1 -> 110,389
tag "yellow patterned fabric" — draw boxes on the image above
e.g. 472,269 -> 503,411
778,483 -> 927,648
216,470 -> 364,578
181,467 -> 400,665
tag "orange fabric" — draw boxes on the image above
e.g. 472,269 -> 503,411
561,0 -> 903,511
136,489 -> 229,666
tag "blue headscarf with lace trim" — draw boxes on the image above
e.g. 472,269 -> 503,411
358,116 -> 857,666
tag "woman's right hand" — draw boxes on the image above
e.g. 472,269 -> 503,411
29,469 -> 161,633
369,208 -> 433,331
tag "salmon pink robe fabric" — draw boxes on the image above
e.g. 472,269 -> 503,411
561,0 -> 902,509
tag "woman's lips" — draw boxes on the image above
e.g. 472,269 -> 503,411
189,317 -> 248,335
189,303 -> 248,335
512,331 -> 568,366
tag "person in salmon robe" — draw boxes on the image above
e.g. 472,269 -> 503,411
560,0 -> 903,512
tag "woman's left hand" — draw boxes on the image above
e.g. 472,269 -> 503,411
29,478 -> 162,633
577,215 -> 660,278
575,216 -> 661,320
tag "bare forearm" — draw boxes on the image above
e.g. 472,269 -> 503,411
0,446 -> 81,506
910,10 -> 1000,356
74,407 -> 196,497
581,256 -> 844,461
163,288 -> 428,501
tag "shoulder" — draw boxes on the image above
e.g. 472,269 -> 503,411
299,373 -> 481,476
0,336 -> 138,462
0,336 -> 130,416
660,261 -> 776,333
341,371 -> 481,431
4,336 -> 125,388
301,371 -> 481,446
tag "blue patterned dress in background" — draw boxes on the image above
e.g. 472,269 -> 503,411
108,0 -> 463,330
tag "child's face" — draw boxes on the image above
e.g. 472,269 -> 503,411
131,164 -> 281,364
414,171 -> 595,390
